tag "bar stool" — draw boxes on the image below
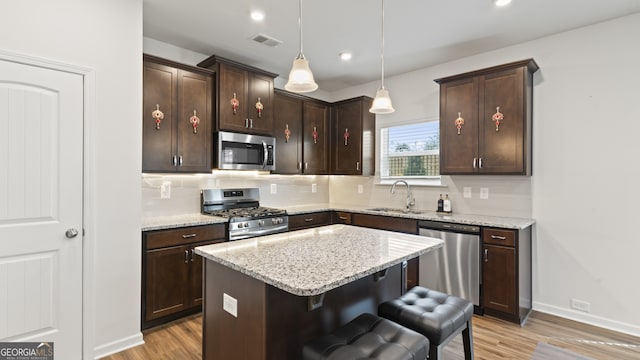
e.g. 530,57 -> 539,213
303,313 -> 429,360
379,286 -> 474,360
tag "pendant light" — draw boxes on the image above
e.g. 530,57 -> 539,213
285,0 -> 318,93
369,0 -> 395,114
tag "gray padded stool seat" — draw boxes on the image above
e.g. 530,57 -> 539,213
303,313 -> 429,360
379,287 -> 474,360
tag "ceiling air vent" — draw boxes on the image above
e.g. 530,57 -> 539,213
250,33 -> 283,47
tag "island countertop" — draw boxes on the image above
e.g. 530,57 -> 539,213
194,224 -> 443,297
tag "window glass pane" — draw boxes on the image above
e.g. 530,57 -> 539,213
381,121 -> 440,178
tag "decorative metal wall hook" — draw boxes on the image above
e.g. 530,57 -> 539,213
492,106 -> 503,131
230,93 -> 240,114
255,97 -> 263,118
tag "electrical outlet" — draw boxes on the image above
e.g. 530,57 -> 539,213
480,187 -> 489,199
270,184 -> 277,194
160,182 -> 171,199
311,183 -> 317,193
357,184 -> 363,194
223,293 -> 238,317
463,187 -> 472,198
570,298 -> 590,313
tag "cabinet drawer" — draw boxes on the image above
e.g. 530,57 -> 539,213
483,228 -> 516,247
145,224 -> 226,250
332,211 -> 352,224
289,212 -> 331,230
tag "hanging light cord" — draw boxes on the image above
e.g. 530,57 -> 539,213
380,0 -> 386,89
298,0 -> 304,58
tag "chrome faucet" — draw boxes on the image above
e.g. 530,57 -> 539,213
390,180 -> 415,210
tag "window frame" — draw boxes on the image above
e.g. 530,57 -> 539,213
377,117 -> 443,187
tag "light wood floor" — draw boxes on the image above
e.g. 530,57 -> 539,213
102,311 -> 640,359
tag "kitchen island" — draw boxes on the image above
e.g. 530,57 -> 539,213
194,224 -> 443,360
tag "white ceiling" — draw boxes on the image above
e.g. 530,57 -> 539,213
143,0 -> 640,92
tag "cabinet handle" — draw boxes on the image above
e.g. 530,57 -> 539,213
473,158 -> 477,169
245,118 -> 249,128
339,216 -> 348,220
248,119 -> 253,128
479,158 -> 483,168
304,218 -> 314,222
182,233 -> 197,239
305,162 -> 309,170
190,249 -> 196,262
484,249 -> 489,262
491,235 -> 507,240
298,162 -> 302,170
172,155 -> 178,166
356,161 -> 360,171
184,250 -> 189,264
178,155 -> 183,167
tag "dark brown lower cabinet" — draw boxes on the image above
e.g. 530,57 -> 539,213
482,227 -> 531,324
288,212 -> 332,231
142,224 -> 225,329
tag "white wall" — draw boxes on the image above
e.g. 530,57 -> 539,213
332,14 -> 640,336
1,1 -> 144,358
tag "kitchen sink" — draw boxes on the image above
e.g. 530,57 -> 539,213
366,207 -> 426,215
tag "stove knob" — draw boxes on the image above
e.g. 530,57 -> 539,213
237,223 -> 243,228
258,220 -> 265,226
277,217 -> 283,224
271,218 -> 277,225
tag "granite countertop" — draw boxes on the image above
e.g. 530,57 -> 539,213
194,224 -> 443,297
142,204 -> 534,231
287,203 -> 535,230
141,213 -> 227,231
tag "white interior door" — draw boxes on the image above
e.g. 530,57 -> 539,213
0,58 -> 83,359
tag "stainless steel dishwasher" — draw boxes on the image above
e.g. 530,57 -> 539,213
418,220 -> 480,306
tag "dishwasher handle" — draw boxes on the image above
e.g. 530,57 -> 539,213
419,220 -> 479,234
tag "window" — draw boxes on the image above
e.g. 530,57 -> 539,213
380,120 -> 440,183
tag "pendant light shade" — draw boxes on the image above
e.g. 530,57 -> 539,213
370,0 -> 395,114
285,0 -> 318,93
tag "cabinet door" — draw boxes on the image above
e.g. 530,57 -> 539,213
218,63 -> 249,132
145,245 -> 191,321
482,244 -> 516,315
247,72 -> 274,135
176,69 -> 212,172
273,92 -> 303,174
439,77 -> 479,174
188,240 -> 225,309
303,101 -> 330,174
479,67 -> 526,174
143,61 -> 177,172
332,100 -> 363,175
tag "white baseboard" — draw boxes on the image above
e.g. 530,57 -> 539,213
533,301 -> 640,337
93,332 -> 144,359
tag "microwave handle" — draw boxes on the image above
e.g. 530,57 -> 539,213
262,141 -> 268,169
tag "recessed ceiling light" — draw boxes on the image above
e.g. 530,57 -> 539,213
250,11 -> 265,21
494,0 -> 512,6
339,52 -> 352,61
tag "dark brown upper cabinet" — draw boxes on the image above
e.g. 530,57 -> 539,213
435,59 -> 538,175
331,96 -> 376,176
272,90 -> 330,174
198,56 -> 277,136
142,54 -> 213,173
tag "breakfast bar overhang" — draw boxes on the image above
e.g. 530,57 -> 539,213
195,224 -> 443,359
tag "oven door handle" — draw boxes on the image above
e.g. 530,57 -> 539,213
262,141 -> 268,169
230,224 -> 289,241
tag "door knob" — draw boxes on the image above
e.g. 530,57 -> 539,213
65,228 -> 79,238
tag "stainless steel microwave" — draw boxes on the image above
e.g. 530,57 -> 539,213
215,131 -> 276,171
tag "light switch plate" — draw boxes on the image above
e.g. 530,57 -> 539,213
270,184 -> 277,194
357,184 -> 364,194
223,293 -> 238,317
463,187 -> 472,198
480,188 -> 489,199
311,183 -> 317,193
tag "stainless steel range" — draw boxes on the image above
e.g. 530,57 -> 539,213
201,188 -> 288,241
